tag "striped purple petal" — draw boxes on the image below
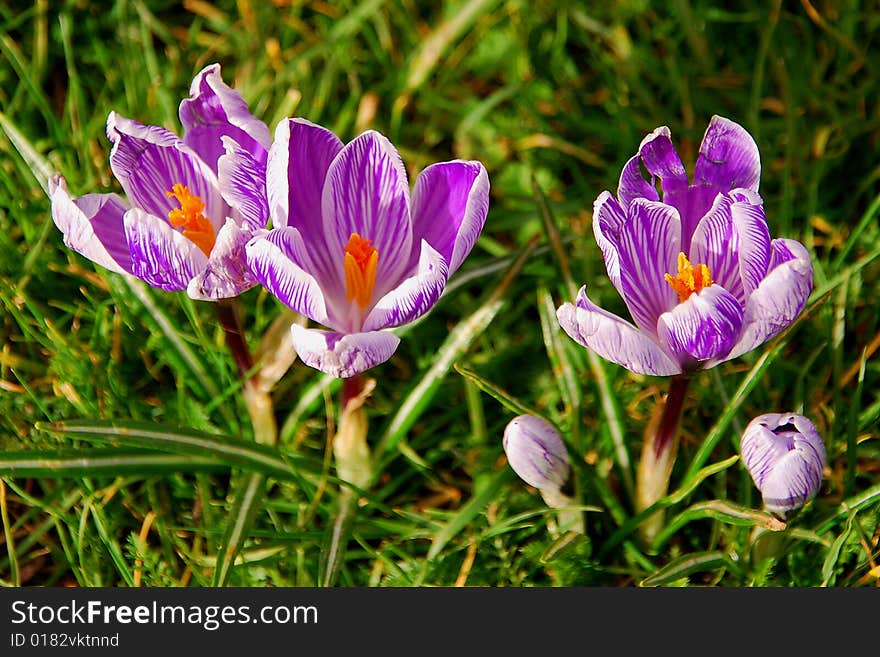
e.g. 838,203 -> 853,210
290,324 -> 400,378
694,115 -> 761,194
123,208 -> 207,291
107,112 -> 226,233
606,198 -> 681,335
503,415 -> 570,492
556,287 -> 681,376
592,191 -> 626,296
179,63 -> 270,172
722,238 -> 812,362
411,160 -> 489,276
187,218 -> 258,300
321,130 -> 414,300
740,413 -> 826,517
49,175 -> 132,275
363,240 -> 449,331
245,227 -> 329,325
689,189 -> 771,307
656,284 -> 744,366
266,118 -> 344,299
218,136 -> 268,231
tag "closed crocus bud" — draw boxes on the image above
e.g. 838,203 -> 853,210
740,413 -> 826,518
503,415 -> 571,508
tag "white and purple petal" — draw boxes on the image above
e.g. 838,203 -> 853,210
503,415 -> 571,492
637,126 -> 689,197
363,240 -> 449,331
411,160 -> 489,277
591,191 -> 626,296
245,227 -> 329,325
179,63 -> 271,172
187,218 -> 258,300
123,208 -> 208,291
656,284 -> 744,367
556,287 -> 682,376
740,413 -> 826,517
722,238 -> 812,362
218,136 -> 268,231
617,126 -> 690,209
266,118 -> 344,298
49,175 -> 132,274
608,198 -> 681,335
322,130 -> 414,299
693,115 -> 761,193
689,189 -> 771,306
107,112 -> 226,232
290,324 -> 400,379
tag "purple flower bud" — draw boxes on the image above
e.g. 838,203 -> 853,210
740,413 -> 826,518
503,415 -> 570,496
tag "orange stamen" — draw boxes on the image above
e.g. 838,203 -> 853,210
343,233 -> 379,309
664,252 -> 713,303
166,183 -> 216,257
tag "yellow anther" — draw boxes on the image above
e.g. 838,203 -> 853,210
343,233 -> 379,309
166,183 -> 215,257
664,252 -> 713,303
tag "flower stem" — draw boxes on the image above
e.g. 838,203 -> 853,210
636,374 -> 691,547
652,374 -> 691,459
321,375 -> 375,586
215,299 -> 255,382
334,375 -> 374,491
215,299 -> 277,447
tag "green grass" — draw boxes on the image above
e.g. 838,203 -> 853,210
1,0 -> 878,588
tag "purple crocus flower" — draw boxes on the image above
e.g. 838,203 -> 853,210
233,118 -> 489,378
740,413 -> 826,518
49,64 -> 271,299
556,116 -> 813,375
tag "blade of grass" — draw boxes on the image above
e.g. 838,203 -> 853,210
639,550 -> 738,587
83,490 -> 135,587
832,193 -> 880,269
453,364 -> 545,418
0,479 -> 19,586
530,176 -> 629,497
35,419 -> 321,481
813,481 -> 880,535
212,472 -> 267,586
653,500 -> 786,552
423,467 -> 513,566
821,509 -> 856,587
844,350 -> 867,497
536,287 -> 582,432
0,110 -> 53,193
0,449 -> 227,477
120,277 -> 237,429
680,342 -> 786,483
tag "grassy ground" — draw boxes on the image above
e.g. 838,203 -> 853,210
1,1 -> 878,587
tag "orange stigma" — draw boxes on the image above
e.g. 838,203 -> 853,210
343,233 -> 379,309
166,183 -> 216,257
665,252 -> 713,303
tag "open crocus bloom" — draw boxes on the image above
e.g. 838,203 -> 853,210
49,64 -> 271,299
557,116 -> 813,375
233,119 -> 489,378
